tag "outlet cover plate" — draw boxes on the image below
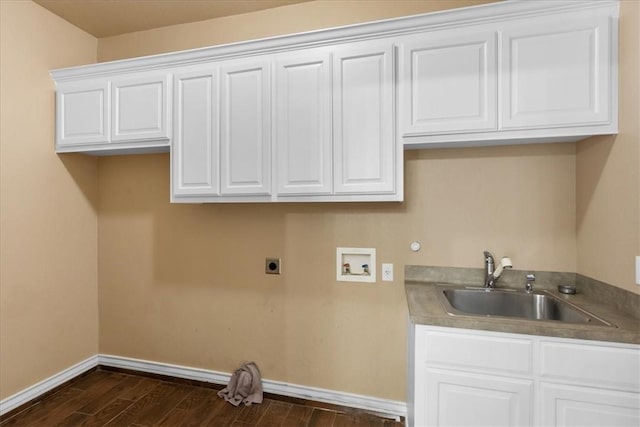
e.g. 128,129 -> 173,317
265,258 -> 281,275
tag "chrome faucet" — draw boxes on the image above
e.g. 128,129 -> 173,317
483,250 -> 513,288
484,251 -> 495,287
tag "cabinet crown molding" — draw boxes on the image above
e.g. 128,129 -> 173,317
50,0 -> 619,81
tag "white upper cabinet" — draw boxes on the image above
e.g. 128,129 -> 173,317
400,30 -> 498,135
170,43 -> 400,203
501,12 -> 613,130
111,73 -> 171,143
219,58 -> 271,196
55,73 -> 171,154
51,0 -> 618,200
333,41 -> 395,195
171,66 -> 219,199
56,79 -> 110,148
275,49 -> 332,196
399,2 -> 618,148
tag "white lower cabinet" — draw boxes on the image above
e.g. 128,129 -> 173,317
409,325 -> 640,427
424,368 -> 532,427
540,382 -> 640,427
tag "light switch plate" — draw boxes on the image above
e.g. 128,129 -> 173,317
382,263 -> 393,281
636,256 -> 640,285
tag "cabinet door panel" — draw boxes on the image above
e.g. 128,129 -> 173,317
276,51 -> 332,195
423,368 -> 532,427
172,68 -> 219,197
333,42 -> 394,195
112,73 -> 170,142
501,12 -> 612,129
56,80 -> 109,146
401,31 -> 497,135
540,382 -> 640,427
220,60 -> 271,196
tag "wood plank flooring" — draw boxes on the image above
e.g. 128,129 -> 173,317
1,369 -> 403,426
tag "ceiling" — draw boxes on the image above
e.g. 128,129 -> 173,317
33,0 -> 314,38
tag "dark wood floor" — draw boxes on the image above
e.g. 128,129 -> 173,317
1,369 -> 403,426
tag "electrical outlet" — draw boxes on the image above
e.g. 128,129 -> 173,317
636,256 -> 640,285
382,263 -> 393,281
265,258 -> 281,275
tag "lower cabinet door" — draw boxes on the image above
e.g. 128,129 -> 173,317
419,368 -> 532,427
540,382 -> 640,427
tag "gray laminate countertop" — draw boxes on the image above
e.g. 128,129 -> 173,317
405,266 -> 640,345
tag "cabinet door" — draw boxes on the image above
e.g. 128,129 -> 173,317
276,50 -> 332,195
540,382 -> 640,427
333,42 -> 395,195
111,73 -> 171,142
56,79 -> 109,147
172,67 -> 219,198
420,368 -> 532,427
501,11 -> 613,129
220,59 -> 271,196
400,30 -> 497,135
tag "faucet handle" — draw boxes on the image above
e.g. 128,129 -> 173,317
525,274 -> 535,293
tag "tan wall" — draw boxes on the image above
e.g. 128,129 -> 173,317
0,1 -> 99,399
97,0 -> 579,401
98,0 -> 496,62
576,0 -> 640,294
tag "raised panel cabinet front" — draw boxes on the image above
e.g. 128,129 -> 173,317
276,50 -> 332,196
333,42 -> 395,195
423,369 -> 533,427
220,59 -> 271,196
56,79 -> 109,148
501,11 -> 613,130
540,382 -> 640,427
172,67 -> 219,198
111,73 -> 171,142
401,30 -> 497,135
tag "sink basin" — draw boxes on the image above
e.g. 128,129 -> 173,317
439,288 -> 614,327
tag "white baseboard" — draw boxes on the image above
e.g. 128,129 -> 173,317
1,354 -> 406,420
0,355 -> 99,416
98,354 -> 406,419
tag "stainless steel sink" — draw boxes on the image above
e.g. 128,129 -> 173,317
439,288 -> 614,327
